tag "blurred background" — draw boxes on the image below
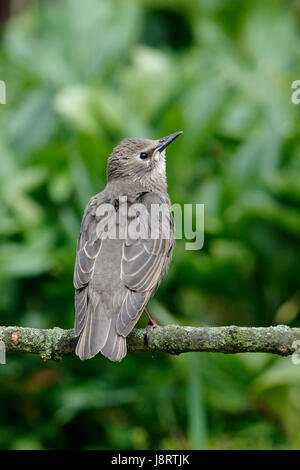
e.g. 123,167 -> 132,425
0,0 -> 300,450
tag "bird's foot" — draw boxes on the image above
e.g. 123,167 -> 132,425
145,320 -> 159,347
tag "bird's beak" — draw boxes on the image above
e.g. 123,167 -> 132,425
156,131 -> 183,152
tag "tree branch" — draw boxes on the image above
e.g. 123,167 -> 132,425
0,325 -> 299,361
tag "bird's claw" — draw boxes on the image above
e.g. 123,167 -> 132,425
145,321 -> 159,347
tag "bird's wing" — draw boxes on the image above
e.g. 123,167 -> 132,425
74,193 -> 128,361
116,192 -> 174,336
73,195 -> 102,336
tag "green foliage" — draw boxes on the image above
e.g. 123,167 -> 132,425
0,0 -> 300,450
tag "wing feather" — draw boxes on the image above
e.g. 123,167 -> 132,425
116,193 -> 174,336
73,197 -> 103,336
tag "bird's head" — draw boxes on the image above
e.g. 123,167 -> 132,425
107,131 -> 182,192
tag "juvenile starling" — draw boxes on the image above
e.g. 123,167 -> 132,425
74,131 -> 182,361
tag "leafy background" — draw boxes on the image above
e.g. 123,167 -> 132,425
0,0 -> 300,450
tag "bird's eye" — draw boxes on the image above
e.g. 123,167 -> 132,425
139,152 -> 148,159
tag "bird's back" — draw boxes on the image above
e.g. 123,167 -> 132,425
74,187 -> 175,361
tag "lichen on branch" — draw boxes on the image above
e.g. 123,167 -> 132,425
0,324 -> 299,361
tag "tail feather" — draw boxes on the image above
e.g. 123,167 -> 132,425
75,288 -> 127,362
100,319 -> 127,362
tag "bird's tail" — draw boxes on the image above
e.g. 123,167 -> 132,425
75,289 -> 127,362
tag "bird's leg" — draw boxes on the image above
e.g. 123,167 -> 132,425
145,305 -> 159,327
144,305 -> 159,346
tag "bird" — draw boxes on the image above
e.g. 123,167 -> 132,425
73,131 -> 182,361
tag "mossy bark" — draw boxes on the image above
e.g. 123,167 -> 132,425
0,324 -> 299,361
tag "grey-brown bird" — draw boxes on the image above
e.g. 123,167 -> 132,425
73,131 -> 182,361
